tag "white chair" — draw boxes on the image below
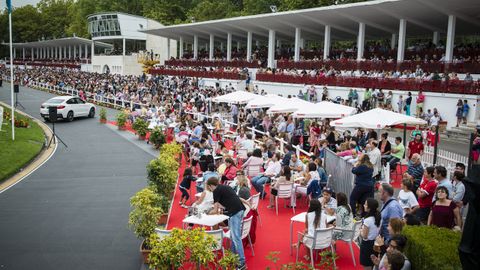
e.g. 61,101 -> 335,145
154,228 -> 171,241
244,164 -> 262,178
296,227 -> 336,268
275,183 -> 295,216
205,229 -> 225,257
225,216 -> 255,256
237,148 -> 249,162
333,219 -> 362,267
248,193 -> 262,226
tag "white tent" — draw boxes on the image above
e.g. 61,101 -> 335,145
211,91 -> 260,104
267,98 -> 311,114
292,101 -> 357,119
330,108 -> 427,129
245,94 -> 288,109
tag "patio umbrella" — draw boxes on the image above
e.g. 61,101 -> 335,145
292,101 -> 357,119
266,98 -> 312,114
211,91 -> 259,104
330,108 -> 427,129
245,94 -> 288,109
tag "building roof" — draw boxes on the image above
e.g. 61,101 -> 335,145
7,37 -> 112,49
143,0 -> 480,42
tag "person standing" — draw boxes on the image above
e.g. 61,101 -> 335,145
416,91 -> 425,117
350,154 -> 375,216
397,95 -> 404,114
360,198 -> 381,270
231,104 -> 239,126
406,134 -> 424,160
414,166 -> 438,223
405,92 -> 412,116
379,183 -> 404,243
206,177 -> 247,269
456,99 -> 464,127
462,100 -> 470,125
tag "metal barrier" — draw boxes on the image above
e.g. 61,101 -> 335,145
325,148 -> 355,196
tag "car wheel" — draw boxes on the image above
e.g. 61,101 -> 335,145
88,107 -> 95,118
67,111 -> 74,122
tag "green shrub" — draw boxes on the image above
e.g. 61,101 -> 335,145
116,111 -> 127,128
402,225 -> 461,270
132,118 -> 148,137
128,187 -> 163,244
148,126 -> 166,148
99,108 -> 107,121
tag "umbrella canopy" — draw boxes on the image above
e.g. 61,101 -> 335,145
330,108 -> 427,129
245,94 -> 288,109
211,91 -> 259,104
292,101 -> 357,119
267,98 -> 311,114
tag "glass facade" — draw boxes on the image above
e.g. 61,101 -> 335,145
88,14 -> 121,38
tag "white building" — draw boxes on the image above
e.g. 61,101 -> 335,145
88,12 -> 177,75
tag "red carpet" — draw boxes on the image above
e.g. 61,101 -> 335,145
167,157 -> 363,270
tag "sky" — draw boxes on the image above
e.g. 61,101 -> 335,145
11,0 -> 41,7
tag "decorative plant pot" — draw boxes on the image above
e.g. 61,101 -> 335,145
140,239 -> 151,264
157,213 -> 168,225
100,119 -> 107,124
118,126 -> 126,131
139,135 -> 146,141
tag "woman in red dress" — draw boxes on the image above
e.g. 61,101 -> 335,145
428,186 -> 462,229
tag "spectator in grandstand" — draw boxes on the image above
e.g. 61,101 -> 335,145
456,99 -> 464,127
220,157 -> 238,183
434,165 -> 453,200
387,137 -> 405,172
406,134 -> 424,160
416,91 -> 425,117
462,99 -> 470,125
379,183 -> 404,243
251,152 -> 281,198
404,92 -> 412,116
428,186 -> 462,229
403,153 -> 424,192
371,234 -> 411,270
366,141 -> 382,180
452,171 -> 466,206
397,95 -> 404,114
398,178 -> 419,216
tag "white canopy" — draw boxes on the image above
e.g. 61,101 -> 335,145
211,91 -> 259,104
292,101 -> 357,119
245,94 -> 288,109
330,108 -> 427,129
267,98 -> 311,114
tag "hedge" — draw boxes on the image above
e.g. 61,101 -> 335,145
402,225 -> 461,270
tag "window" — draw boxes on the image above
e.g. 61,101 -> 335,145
75,98 -> 85,104
66,98 -> 76,104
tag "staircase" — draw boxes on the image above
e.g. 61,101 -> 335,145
445,122 -> 478,143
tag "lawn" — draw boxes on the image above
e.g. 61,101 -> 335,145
0,105 -> 45,182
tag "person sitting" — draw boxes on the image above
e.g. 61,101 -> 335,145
302,162 -> 321,199
239,133 -> 255,153
241,148 -> 264,177
386,137 -> 405,172
372,234 -> 411,270
268,165 -> 292,209
298,199 -> 329,261
332,192 -> 353,240
251,152 -> 282,199
403,153 -> 424,193
319,188 -> 337,216
289,153 -> 304,173
220,157 -> 238,183
236,175 -> 252,208
428,186 -> 462,230
197,163 -> 218,193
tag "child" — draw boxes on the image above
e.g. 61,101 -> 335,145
397,178 -> 419,216
179,167 -> 197,208
190,142 -> 201,175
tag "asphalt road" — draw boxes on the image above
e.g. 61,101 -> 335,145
0,84 -> 154,270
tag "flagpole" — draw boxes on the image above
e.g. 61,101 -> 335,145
8,1 -> 15,140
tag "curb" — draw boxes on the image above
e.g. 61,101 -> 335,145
0,101 -> 57,193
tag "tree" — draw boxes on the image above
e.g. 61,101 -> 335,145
142,0 -> 187,26
37,0 -> 75,39
241,0 -> 281,15
186,0 -> 236,22
11,5 -> 44,42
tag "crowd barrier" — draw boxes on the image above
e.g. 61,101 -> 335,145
324,148 -> 355,196
256,73 -> 480,94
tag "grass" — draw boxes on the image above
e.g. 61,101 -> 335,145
0,105 -> 45,182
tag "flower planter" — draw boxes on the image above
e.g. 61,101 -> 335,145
140,239 -> 151,264
139,135 -> 146,141
157,213 -> 169,225
99,119 -> 107,124
118,126 -> 127,131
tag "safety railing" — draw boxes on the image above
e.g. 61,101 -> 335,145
148,68 -> 247,80
324,148 -> 355,196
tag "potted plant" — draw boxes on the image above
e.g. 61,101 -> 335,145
128,187 -> 163,263
217,250 -> 240,270
147,228 -> 217,270
132,118 -> 148,140
99,108 -> 107,124
116,111 -> 128,130
148,126 -> 166,149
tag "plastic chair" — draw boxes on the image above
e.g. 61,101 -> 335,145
154,228 -> 171,241
296,227 -> 336,268
248,193 -> 262,226
205,229 -> 225,257
225,216 -> 255,256
275,183 -> 295,216
333,219 -> 362,266
245,164 -> 262,178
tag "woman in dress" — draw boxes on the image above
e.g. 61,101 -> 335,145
428,186 -> 462,229
308,122 -> 321,152
360,198 -> 381,270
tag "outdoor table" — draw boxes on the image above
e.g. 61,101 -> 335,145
182,214 -> 229,229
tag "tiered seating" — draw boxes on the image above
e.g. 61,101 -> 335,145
165,59 -> 262,68
12,58 -> 90,69
149,68 -> 247,80
256,73 -> 480,94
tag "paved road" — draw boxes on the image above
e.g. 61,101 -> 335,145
0,84 -> 154,270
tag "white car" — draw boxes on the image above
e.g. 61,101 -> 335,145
40,96 -> 96,122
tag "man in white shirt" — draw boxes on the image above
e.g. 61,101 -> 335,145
367,141 -> 382,179
251,153 -> 282,198
239,133 -> 255,153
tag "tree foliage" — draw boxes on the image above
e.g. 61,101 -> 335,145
0,0 -> 371,45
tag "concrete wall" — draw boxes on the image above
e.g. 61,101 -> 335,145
146,19 -> 177,65
91,55 -> 142,75
253,80 -> 480,128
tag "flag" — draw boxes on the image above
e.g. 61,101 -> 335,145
6,0 -> 12,14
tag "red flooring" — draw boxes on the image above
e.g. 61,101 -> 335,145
167,155 -> 363,270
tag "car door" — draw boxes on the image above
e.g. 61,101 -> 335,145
75,97 -> 88,116
65,98 -> 78,115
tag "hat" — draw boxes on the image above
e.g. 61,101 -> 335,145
322,187 -> 333,194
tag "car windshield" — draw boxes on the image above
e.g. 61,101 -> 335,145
46,98 -> 64,104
